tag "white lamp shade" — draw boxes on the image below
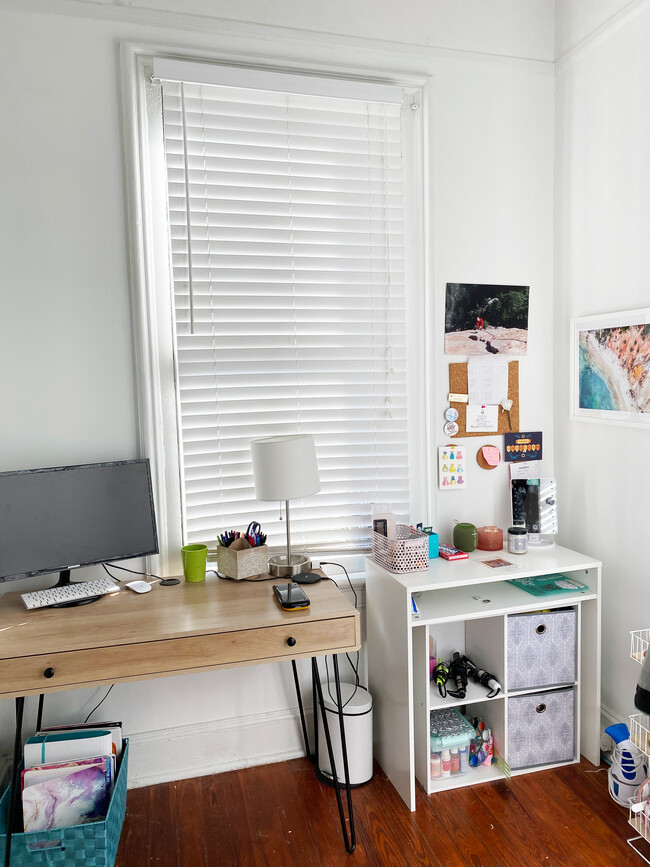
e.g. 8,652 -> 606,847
251,434 -> 320,502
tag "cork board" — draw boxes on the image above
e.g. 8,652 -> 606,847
448,361 -> 519,437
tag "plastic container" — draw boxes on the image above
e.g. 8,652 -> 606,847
430,708 -> 473,779
317,683 -> 373,786
371,524 -> 429,573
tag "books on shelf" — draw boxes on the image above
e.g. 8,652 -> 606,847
20,722 -> 123,833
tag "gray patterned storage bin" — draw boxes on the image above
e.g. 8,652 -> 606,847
507,688 -> 575,770
507,608 -> 576,690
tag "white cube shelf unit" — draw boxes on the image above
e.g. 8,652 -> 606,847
366,544 -> 602,811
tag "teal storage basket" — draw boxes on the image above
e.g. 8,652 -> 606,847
0,739 -> 128,867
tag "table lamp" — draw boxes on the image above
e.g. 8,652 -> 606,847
251,434 -> 320,579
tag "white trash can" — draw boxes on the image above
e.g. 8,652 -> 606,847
317,683 -> 373,785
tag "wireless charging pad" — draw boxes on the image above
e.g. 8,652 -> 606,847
294,572 -> 322,585
160,578 -> 181,586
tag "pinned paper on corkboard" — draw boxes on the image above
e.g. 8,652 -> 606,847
448,361 -> 519,437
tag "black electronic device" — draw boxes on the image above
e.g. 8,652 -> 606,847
294,571 -> 321,585
273,582 -> 310,610
0,459 -> 159,604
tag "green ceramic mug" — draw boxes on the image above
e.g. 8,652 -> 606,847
181,544 -> 208,582
453,523 -> 477,553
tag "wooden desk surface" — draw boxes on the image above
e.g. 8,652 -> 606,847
0,575 -> 360,699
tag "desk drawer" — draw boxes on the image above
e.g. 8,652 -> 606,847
0,616 -> 358,696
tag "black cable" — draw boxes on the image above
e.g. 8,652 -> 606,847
83,684 -> 115,724
102,562 -> 163,582
319,561 -> 363,708
320,560 -> 357,610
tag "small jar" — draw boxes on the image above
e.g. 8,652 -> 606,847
508,526 -> 528,554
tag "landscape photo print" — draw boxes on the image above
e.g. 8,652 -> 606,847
444,283 -> 529,356
572,308 -> 650,426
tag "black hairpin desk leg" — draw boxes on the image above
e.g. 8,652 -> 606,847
36,694 -> 44,734
5,696 -> 25,867
291,659 -> 311,757
311,656 -> 356,854
291,656 -> 356,853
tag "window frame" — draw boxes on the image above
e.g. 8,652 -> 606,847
121,43 -> 429,577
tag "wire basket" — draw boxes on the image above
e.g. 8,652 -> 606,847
371,524 -> 429,573
631,714 -> 650,757
629,780 -> 650,863
631,630 -> 650,665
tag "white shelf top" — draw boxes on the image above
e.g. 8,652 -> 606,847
411,578 -> 596,625
366,543 -> 600,593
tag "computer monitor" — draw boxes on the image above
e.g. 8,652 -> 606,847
0,459 -> 159,590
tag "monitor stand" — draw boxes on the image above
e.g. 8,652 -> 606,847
50,569 -> 102,607
527,533 -> 556,548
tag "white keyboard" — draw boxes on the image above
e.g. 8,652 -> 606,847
21,577 -> 120,610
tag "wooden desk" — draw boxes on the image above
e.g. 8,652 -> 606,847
0,575 -> 360,861
0,575 -> 360,698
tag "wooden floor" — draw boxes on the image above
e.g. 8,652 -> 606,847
116,758 -> 648,866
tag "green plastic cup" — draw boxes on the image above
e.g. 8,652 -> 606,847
181,544 -> 208,582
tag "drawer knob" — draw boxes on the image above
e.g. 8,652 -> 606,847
43,667 -> 55,679
287,637 -> 297,647
536,624 -> 546,635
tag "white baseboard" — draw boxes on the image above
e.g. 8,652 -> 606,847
601,702 -> 628,730
126,706 -> 313,789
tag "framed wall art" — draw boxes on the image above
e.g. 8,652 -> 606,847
571,308 -> 650,426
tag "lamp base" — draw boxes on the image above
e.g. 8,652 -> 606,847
268,553 -> 312,578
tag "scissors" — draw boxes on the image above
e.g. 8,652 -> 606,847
245,522 -> 266,546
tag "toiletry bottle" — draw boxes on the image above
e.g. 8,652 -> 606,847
482,729 -> 493,767
450,748 -> 460,775
441,749 -> 451,777
430,753 -> 442,779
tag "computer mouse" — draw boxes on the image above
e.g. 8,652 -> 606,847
126,580 -> 152,593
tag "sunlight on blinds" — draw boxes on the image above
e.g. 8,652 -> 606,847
160,73 -> 410,552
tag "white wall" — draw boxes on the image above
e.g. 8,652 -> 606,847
430,56 -> 555,540
554,0 -> 641,58
555,3 -> 650,727
0,0 -> 555,784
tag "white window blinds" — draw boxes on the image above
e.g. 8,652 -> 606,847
158,65 -> 411,553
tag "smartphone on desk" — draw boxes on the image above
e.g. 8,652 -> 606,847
273,582 -> 310,610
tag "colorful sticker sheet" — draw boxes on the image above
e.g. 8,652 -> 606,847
439,445 -> 467,490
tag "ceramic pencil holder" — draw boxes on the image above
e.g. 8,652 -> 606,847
216,538 -> 268,580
